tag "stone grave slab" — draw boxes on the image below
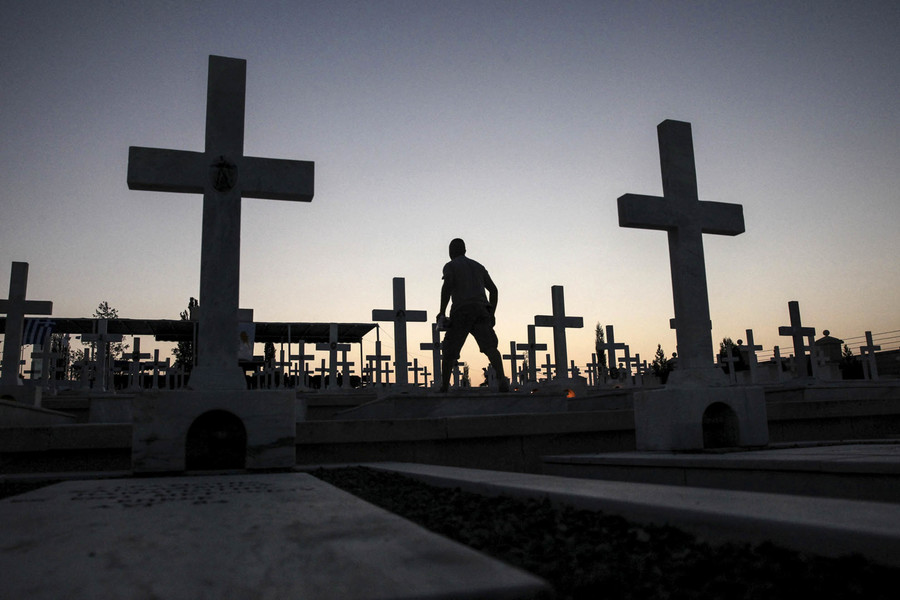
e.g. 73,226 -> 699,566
0,473 -> 549,599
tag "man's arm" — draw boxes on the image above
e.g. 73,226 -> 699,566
440,279 -> 452,318
485,273 -> 498,313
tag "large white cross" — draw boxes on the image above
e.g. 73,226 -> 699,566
618,120 -> 745,385
372,277 -> 427,386
1,262 -> 53,388
533,285 -> 583,380
127,55 -> 314,391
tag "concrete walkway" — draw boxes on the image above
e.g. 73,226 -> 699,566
365,455 -> 900,569
543,441 -> 900,502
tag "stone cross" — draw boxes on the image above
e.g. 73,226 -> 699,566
411,358 -> 425,386
366,339 -> 392,386
1,262 -> 53,388
744,329 -> 763,384
601,325 -> 627,381
372,277 -> 427,386
618,120 -> 745,385
861,331 -> 881,381
315,359 -> 328,384
533,285 -> 583,380
772,346 -> 786,382
143,349 -> 169,391
778,301 -> 815,378
316,324 -> 350,390
82,319 -> 123,392
585,354 -> 601,387
127,55 -> 314,391
540,354 -> 553,381
718,349 -> 739,385
419,324 -> 442,389
289,341 -> 315,388
502,341 -> 524,386
127,337 -> 152,391
336,347 -> 355,389
516,325 -> 547,383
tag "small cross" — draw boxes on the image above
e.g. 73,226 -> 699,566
778,301 -> 815,378
315,324 -> 350,390
82,319 -> 124,392
502,341 -> 524,386
601,325 -> 628,380
860,331 -> 881,381
585,353 -> 601,387
366,339 -> 393,386
126,337 -> 152,391
289,340 -> 315,388
540,353 -> 554,381
372,277 -> 427,386
418,324 -> 442,389
516,325 -> 547,383
718,349 -> 739,385
534,285 -> 583,380
1,262 -> 53,388
744,329 -> 763,384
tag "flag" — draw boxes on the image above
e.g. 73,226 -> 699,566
23,319 -> 55,345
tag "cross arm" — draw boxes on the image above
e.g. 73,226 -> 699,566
127,147 -> 207,193
517,342 -> 548,351
697,201 -> 744,236
241,156 -> 314,201
372,310 -> 428,322
0,300 -> 53,315
534,316 -> 583,328
617,194 -> 677,231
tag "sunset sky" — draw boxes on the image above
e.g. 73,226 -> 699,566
2,1 -> 898,382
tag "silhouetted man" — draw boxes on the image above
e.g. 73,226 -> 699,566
438,238 -> 508,392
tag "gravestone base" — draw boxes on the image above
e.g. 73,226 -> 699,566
132,389 -> 296,473
0,382 -> 41,406
633,386 -> 768,451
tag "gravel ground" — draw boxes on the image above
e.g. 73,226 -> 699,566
313,466 -> 899,600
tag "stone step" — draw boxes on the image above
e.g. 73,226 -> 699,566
0,472 -> 550,599
542,441 -> 900,503
364,461 -> 900,568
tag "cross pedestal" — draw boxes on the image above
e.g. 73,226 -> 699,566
127,55 -> 313,391
618,119 -> 766,450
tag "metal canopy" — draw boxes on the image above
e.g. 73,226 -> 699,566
0,318 -> 376,344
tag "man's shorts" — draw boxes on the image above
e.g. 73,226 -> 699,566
442,304 -> 499,362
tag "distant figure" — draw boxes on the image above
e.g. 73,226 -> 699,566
438,238 -> 508,392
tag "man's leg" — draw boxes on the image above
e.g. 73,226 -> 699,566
440,326 -> 467,393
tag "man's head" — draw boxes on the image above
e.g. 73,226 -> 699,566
449,238 -> 466,259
